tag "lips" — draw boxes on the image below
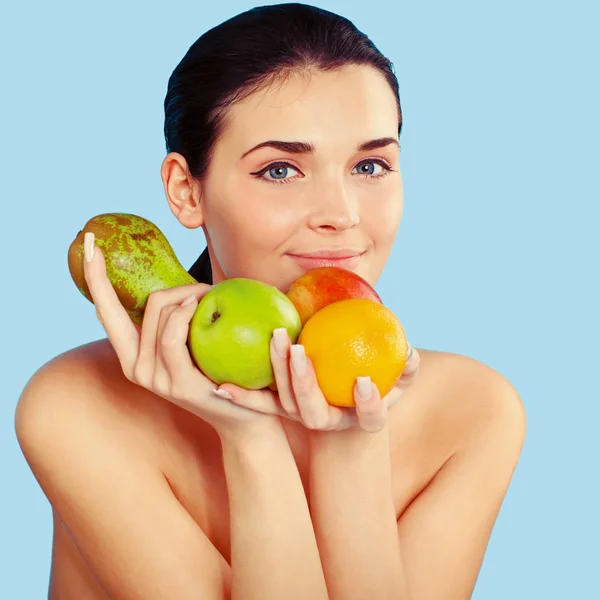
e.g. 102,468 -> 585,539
287,251 -> 365,271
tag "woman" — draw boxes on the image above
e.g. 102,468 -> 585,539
15,4 -> 526,599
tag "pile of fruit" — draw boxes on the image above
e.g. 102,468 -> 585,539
68,213 -> 409,407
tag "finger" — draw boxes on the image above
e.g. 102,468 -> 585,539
270,328 -> 300,418
134,292 -> 170,387
215,384 -> 290,418
156,296 -> 203,398
289,345 -> 351,431
354,377 -> 387,433
83,232 -> 139,379
395,344 -> 420,391
403,344 -> 420,373
384,386 -> 404,412
136,285 -> 213,383
152,302 -> 183,394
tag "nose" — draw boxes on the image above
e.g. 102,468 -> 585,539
306,177 -> 360,232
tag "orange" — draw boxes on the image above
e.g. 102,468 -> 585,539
298,298 -> 409,407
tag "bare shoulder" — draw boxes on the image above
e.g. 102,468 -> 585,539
387,349 -> 526,599
14,338 -> 232,599
15,338 -> 173,470
393,347 -> 526,457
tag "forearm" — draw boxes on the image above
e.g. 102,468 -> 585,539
309,424 -> 410,600
220,422 -> 328,600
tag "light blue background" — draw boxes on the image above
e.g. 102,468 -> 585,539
2,0 -> 598,597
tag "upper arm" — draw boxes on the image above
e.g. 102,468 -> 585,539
396,356 -> 526,600
15,356 -> 231,600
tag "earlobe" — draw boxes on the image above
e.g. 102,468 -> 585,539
176,200 -> 205,229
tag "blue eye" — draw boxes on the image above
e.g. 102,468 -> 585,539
354,162 -> 384,176
262,163 -> 299,183
251,159 -> 394,185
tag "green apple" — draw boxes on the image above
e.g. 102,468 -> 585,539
188,278 -> 302,389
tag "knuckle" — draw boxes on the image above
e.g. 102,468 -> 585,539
172,305 -> 191,323
358,402 -> 380,416
122,367 -> 136,384
227,392 -> 245,405
169,381 -> 186,402
131,364 -> 150,388
165,303 -> 184,324
340,413 -> 356,431
358,413 -> 384,432
83,261 -> 93,281
358,407 -> 387,432
146,289 -> 169,310
402,367 -> 419,380
192,282 -> 213,297
303,413 -> 328,430
363,423 -> 383,433
159,333 -> 178,352
402,360 -> 420,377
293,379 -> 311,398
152,373 -> 171,398
164,312 -> 190,342
283,408 -> 300,421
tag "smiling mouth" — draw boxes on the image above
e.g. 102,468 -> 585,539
286,251 -> 365,271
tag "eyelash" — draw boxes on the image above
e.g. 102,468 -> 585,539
250,158 -> 396,185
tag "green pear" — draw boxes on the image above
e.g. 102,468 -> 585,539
68,213 -> 197,326
188,278 -> 302,389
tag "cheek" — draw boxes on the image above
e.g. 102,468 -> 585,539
365,192 -> 403,243
205,197 -> 298,275
243,198 -> 299,246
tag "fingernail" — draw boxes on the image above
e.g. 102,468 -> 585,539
357,376 -> 372,401
290,344 -> 306,377
407,344 -> 413,360
272,328 -> 289,359
84,232 -> 95,263
181,294 -> 197,306
406,345 -> 420,367
212,388 -> 233,401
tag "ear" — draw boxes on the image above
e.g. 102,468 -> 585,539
160,152 -> 204,229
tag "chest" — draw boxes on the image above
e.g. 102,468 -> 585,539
161,390 -> 452,567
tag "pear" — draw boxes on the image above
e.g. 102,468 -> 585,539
68,213 -> 197,326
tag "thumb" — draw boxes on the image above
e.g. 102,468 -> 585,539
354,377 -> 387,433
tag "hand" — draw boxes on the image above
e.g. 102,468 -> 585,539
216,328 -> 421,433
82,232 -> 287,440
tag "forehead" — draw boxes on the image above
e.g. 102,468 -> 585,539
216,65 -> 398,154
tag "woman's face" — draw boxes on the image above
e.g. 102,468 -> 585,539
169,64 -> 403,292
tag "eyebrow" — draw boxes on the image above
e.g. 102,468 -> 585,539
240,136 -> 400,160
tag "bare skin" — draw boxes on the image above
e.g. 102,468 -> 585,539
15,64 -> 526,598
16,337 -> 525,599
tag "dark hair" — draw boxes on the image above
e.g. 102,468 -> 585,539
164,2 -> 403,284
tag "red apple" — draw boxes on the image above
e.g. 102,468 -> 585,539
286,266 -> 382,326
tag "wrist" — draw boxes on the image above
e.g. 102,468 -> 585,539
308,423 -> 390,457
218,416 -> 287,453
